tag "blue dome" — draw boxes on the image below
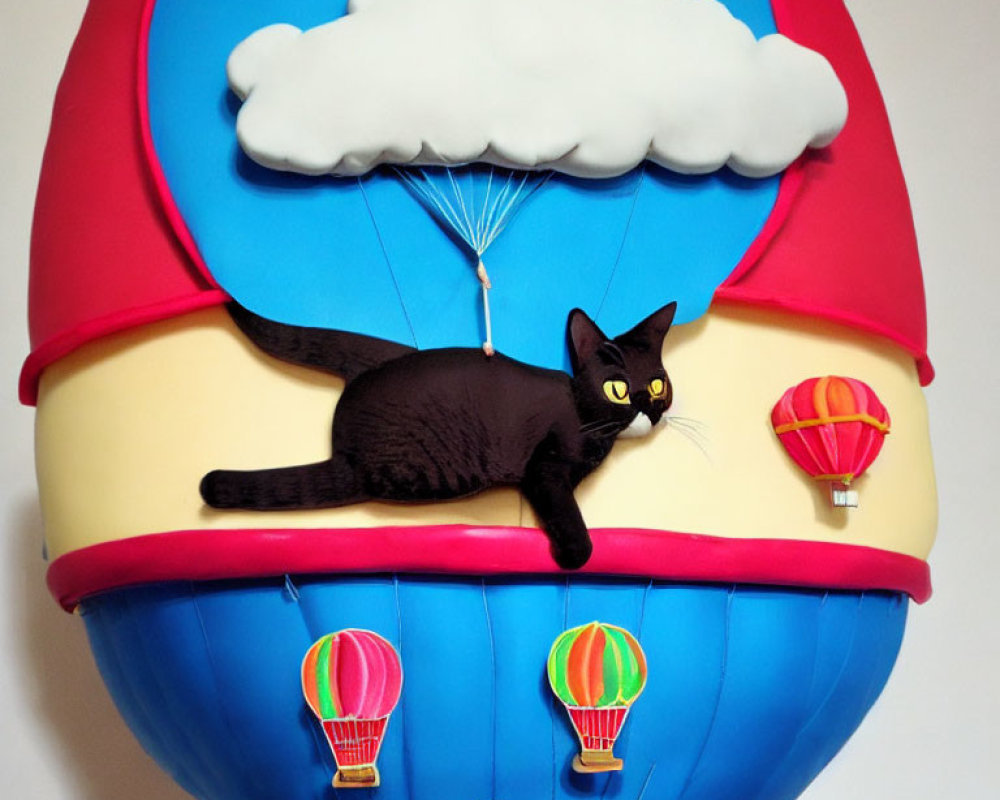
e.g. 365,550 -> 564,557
83,577 -> 906,800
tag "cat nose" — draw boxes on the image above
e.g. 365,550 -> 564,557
632,390 -> 662,425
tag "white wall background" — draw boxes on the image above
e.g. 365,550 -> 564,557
1,1 -> 996,797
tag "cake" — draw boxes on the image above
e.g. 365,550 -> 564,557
23,1 -> 936,798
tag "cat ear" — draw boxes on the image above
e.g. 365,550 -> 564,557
567,309 -> 608,373
617,301 -> 678,353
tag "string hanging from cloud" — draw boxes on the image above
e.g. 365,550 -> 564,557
394,164 -> 550,354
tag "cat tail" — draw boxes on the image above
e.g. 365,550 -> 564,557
200,457 -> 367,510
227,301 -> 416,382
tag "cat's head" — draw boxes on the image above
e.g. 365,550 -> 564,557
567,302 -> 677,438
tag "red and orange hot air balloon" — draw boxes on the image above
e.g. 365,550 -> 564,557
771,376 -> 891,508
547,622 -> 647,773
301,629 -> 403,788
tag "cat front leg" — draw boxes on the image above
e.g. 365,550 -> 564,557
522,457 -> 594,570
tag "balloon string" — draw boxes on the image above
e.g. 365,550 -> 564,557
478,260 -> 494,356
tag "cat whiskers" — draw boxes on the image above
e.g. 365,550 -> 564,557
663,413 -> 707,434
579,419 -> 624,438
663,414 -> 712,464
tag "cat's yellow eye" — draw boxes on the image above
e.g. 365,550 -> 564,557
603,379 -> 631,405
649,378 -> 666,398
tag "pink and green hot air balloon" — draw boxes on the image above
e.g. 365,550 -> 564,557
301,629 -> 403,788
547,621 -> 647,773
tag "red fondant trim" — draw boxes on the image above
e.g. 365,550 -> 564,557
716,0 -> 933,386
19,289 -> 229,405
22,0 -> 227,405
46,525 -> 932,612
137,0 -> 216,287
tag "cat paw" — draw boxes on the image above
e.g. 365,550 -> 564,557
553,536 -> 593,570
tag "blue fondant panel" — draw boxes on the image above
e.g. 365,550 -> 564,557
395,578 -> 495,800
754,592 -> 908,800
82,593 -> 209,799
483,579 -> 566,800
147,0 -> 780,370
619,584 -> 733,800
84,579 -> 907,800
677,588 -> 824,799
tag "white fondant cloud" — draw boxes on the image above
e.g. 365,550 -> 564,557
228,0 -> 847,179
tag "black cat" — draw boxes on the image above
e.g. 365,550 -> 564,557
200,301 -> 677,569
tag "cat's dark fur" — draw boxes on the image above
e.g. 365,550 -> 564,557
200,301 -> 676,569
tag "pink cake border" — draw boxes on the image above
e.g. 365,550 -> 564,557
47,525 -> 932,612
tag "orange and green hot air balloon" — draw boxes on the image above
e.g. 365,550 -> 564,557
547,622 -> 647,773
302,629 -> 403,788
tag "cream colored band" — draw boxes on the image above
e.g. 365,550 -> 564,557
34,305 -> 937,562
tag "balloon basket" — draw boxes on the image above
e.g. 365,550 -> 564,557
333,765 -> 380,788
573,750 -> 624,773
565,706 -> 630,772
322,716 -> 389,789
829,482 -> 859,508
